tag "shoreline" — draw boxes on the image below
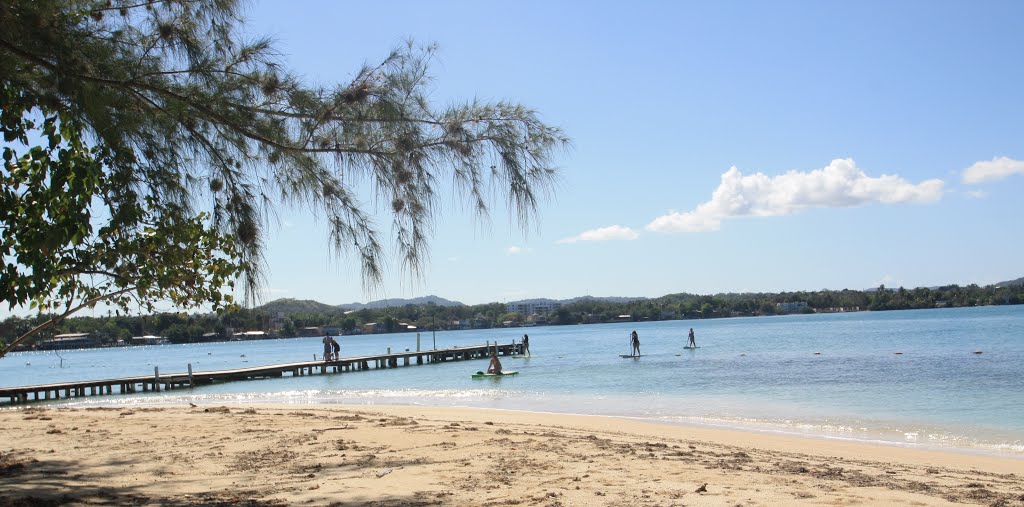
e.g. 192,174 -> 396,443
24,392 -> 1024,460
552,411 -> 1024,462
2,403 -> 1021,506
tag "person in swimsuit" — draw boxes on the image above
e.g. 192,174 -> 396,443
522,334 -> 530,357
687,328 -> 696,348
486,351 -> 503,374
630,330 -> 640,357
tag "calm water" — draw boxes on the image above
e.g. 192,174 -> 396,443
2,306 -> 1022,456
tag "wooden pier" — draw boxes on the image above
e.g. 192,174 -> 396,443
0,342 -> 521,405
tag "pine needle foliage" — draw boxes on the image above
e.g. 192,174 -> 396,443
0,0 -> 569,304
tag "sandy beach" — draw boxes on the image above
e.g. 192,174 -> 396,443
1,404 -> 1021,506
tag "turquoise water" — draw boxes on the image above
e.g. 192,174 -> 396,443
2,306 -> 1022,456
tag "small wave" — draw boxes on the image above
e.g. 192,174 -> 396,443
645,413 -> 1024,457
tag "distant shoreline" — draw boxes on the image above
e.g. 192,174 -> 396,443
7,301 -> 1022,354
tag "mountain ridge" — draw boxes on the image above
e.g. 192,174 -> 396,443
255,295 -> 650,314
256,276 -> 1023,313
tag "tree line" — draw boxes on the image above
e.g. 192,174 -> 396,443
2,283 -> 1021,349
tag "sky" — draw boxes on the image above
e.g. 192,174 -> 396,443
7,1 -> 1024,319
242,0 -> 1024,307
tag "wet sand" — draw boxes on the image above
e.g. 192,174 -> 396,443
1,404 -> 1021,506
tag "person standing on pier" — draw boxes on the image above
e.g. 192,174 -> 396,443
522,334 -> 530,357
331,336 -> 341,361
322,333 -> 333,361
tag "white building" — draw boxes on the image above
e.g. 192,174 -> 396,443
506,300 -> 561,316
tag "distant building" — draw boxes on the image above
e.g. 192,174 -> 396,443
130,335 -> 168,345
269,311 -> 287,332
299,326 -> 324,337
506,301 -> 561,316
526,314 -> 548,325
38,332 -> 97,350
233,330 -> 268,340
361,322 -> 383,334
776,301 -> 808,313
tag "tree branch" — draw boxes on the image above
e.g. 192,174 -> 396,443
0,286 -> 138,359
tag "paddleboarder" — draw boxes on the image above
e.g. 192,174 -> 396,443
687,328 -> 696,348
522,334 -> 530,357
630,330 -> 640,357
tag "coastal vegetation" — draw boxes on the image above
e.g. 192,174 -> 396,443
0,0 -> 567,357
2,281 -> 1020,348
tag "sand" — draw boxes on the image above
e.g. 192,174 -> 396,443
1,404 -> 1021,506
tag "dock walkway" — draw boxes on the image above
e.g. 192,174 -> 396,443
0,342 -> 520,405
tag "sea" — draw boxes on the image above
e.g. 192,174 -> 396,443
2,305 -> 1022,458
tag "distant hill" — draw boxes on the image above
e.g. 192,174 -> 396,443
338,295 -> 464,310
255,278 -> 1023,315
508,296 -> 648,305
258,295 -> 650,314
258,295 -> 464,314
257,298 -> 341,315
562,295 -> 648,304
994,277 -> 1024,287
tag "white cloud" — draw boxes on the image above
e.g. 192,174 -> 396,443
967,190 -> 988,199
558,225 -> 639,244
962,157 -> 1024,184
646,158 -> 945,233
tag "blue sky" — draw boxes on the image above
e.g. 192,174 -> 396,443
9,1 -> 1021,320
243,0 -> 1024,307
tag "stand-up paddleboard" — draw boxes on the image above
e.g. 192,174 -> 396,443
510,355 -> 531,359
472,370 -> 518,379
620,354 -> 642,358
683,346 -> 700,349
